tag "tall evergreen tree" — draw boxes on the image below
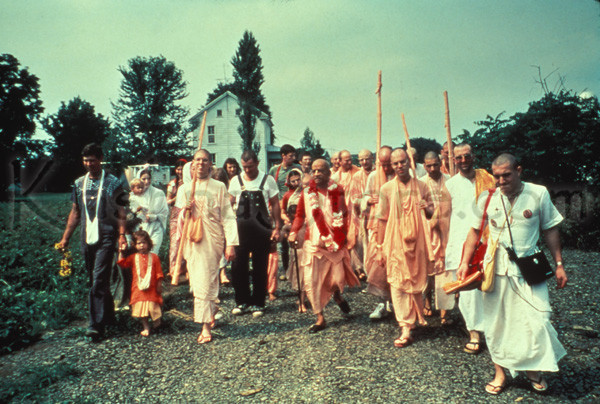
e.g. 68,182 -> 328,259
112,55 -> 192,164
298,127 -> 327,159
206,31 -> 273,150
42,97 -> 111,190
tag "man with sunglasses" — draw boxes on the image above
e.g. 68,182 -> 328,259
445,143 -> 495,354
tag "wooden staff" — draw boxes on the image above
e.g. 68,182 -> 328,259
172,111 -> 207,285
376,70 -> 382,153
401,113 -> 434,261
443,91 -> 455,176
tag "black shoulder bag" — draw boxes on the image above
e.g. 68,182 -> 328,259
501,195 -> 554,285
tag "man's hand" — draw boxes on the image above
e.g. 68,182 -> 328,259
56,239 -> 68,249
457,262 -> 469,281
375,249 -> 385,267
271,228 -> 280,242
225,245 -> 236,262
119,235 -> 128,251
369,195 -> 379,205
555,265 -> 567,289
288,232 -> 297,245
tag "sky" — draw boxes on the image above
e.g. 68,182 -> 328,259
2,0 -> 599,155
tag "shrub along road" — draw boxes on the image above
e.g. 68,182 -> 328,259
1,249 -> 599,403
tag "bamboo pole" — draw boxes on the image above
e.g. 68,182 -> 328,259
172,111 -> 207,285
401,113 -> 434,261
376,71 -> 382,153
443,91 -> 455,176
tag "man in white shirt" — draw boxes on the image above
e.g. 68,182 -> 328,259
458,153 -> 567,395
228,150 -> 281,318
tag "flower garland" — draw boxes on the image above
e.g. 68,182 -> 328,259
54,243 -> 73,277
307,179 -> 346,252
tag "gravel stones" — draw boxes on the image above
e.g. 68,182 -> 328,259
1,249 -> 599,402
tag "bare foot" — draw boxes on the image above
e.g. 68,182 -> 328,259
268,293 -> 277,301
140,329 -> 150,337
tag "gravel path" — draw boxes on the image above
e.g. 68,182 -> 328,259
1,249 -> 599,403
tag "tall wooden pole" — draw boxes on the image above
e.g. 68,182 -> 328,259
172,111 -> 207,285
401,113 -> 434,261
443,91 -> 455,176
376,71 -> 382,153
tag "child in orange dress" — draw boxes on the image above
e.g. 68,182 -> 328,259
118,230 -> 164,336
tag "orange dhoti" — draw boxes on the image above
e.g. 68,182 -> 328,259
377,178 -> 433,328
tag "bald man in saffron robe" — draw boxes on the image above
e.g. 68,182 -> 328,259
419,152 -> 452,322
376,148 -> 434,347
289,159 -> 360,333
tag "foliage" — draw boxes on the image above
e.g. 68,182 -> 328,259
0,361 -> 80,402
0,194 -> 88,353
207,31 -> 274,149
401,137 -> 442,163
0,54 -> 45,200
457,91 -> 600,186
297,127 -> 328,160
0,54 -> 45,158
111,55 -> 192,165
557,189 -> 600,251
42,97 -> 111,191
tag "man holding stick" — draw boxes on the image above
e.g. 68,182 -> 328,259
175,149 -> 238,343
457,153 -> 567,395
420,152 -> 452,323
288,159 -> 360,333
361,146 -> 395,319
375,148 -> 434,347
445,143 -> 495,354
57,143 -> 127,340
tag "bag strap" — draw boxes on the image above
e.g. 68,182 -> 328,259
476,188 -> 496,241
275,163 -> 282,182
501,195 -> 515,249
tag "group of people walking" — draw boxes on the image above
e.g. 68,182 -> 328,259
58,140 -> 568,396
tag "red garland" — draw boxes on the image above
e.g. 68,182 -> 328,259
307,179 -> 346,251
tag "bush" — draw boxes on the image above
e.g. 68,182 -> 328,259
0,194 -> 88,353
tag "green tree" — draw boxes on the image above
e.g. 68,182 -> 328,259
206,31 -> 273,150
111,55 -> 192,164
457,91 -> 600,186
401,137 -> 442,163
298,127 -> 327,159
0,54 -> 44,199
42,97 -> 111,191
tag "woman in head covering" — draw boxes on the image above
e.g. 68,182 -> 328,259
129,168 -> 168,254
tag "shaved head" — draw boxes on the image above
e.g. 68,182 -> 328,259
358,149 -> 372,159
378,146 -> 394,175
312,159 -> 331,187
340,150 -> 353,171
424,151 -> 439,161
492,153 -> 519,169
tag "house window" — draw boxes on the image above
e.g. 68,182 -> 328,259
235,108 -> 241,116
208,134 -> 215,144
216,109 -> 222,117
210,153 -> 216,164
208,126 -> 215,134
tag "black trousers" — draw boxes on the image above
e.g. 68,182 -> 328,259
82,236 -> 116,333
232,222 -> 271,308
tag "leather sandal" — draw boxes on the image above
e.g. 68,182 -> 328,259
308,323 -> 327,333
527,374 -> 548,392
485,382 -> 506,395
464,341 -> 481,354
393,335 -> 413,348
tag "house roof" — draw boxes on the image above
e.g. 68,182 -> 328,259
190,91 -> 270,122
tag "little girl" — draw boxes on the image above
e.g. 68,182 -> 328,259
118,230 -> 164,336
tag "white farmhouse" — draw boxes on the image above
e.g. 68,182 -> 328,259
189,91 -> 280,172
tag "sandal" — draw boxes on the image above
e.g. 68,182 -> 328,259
527,374 -> 548,392
197,333 -> 212,344
440,316 -> 454,325
423,306 -> 432,317
485,382 -> 505,395
140,329 -> 150,337
393,335 -> 413,348
464,340 -> 481,354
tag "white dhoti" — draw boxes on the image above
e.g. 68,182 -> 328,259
482,275 -> 566,376
458,285 -> 485,332
434,270 -> 456,311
